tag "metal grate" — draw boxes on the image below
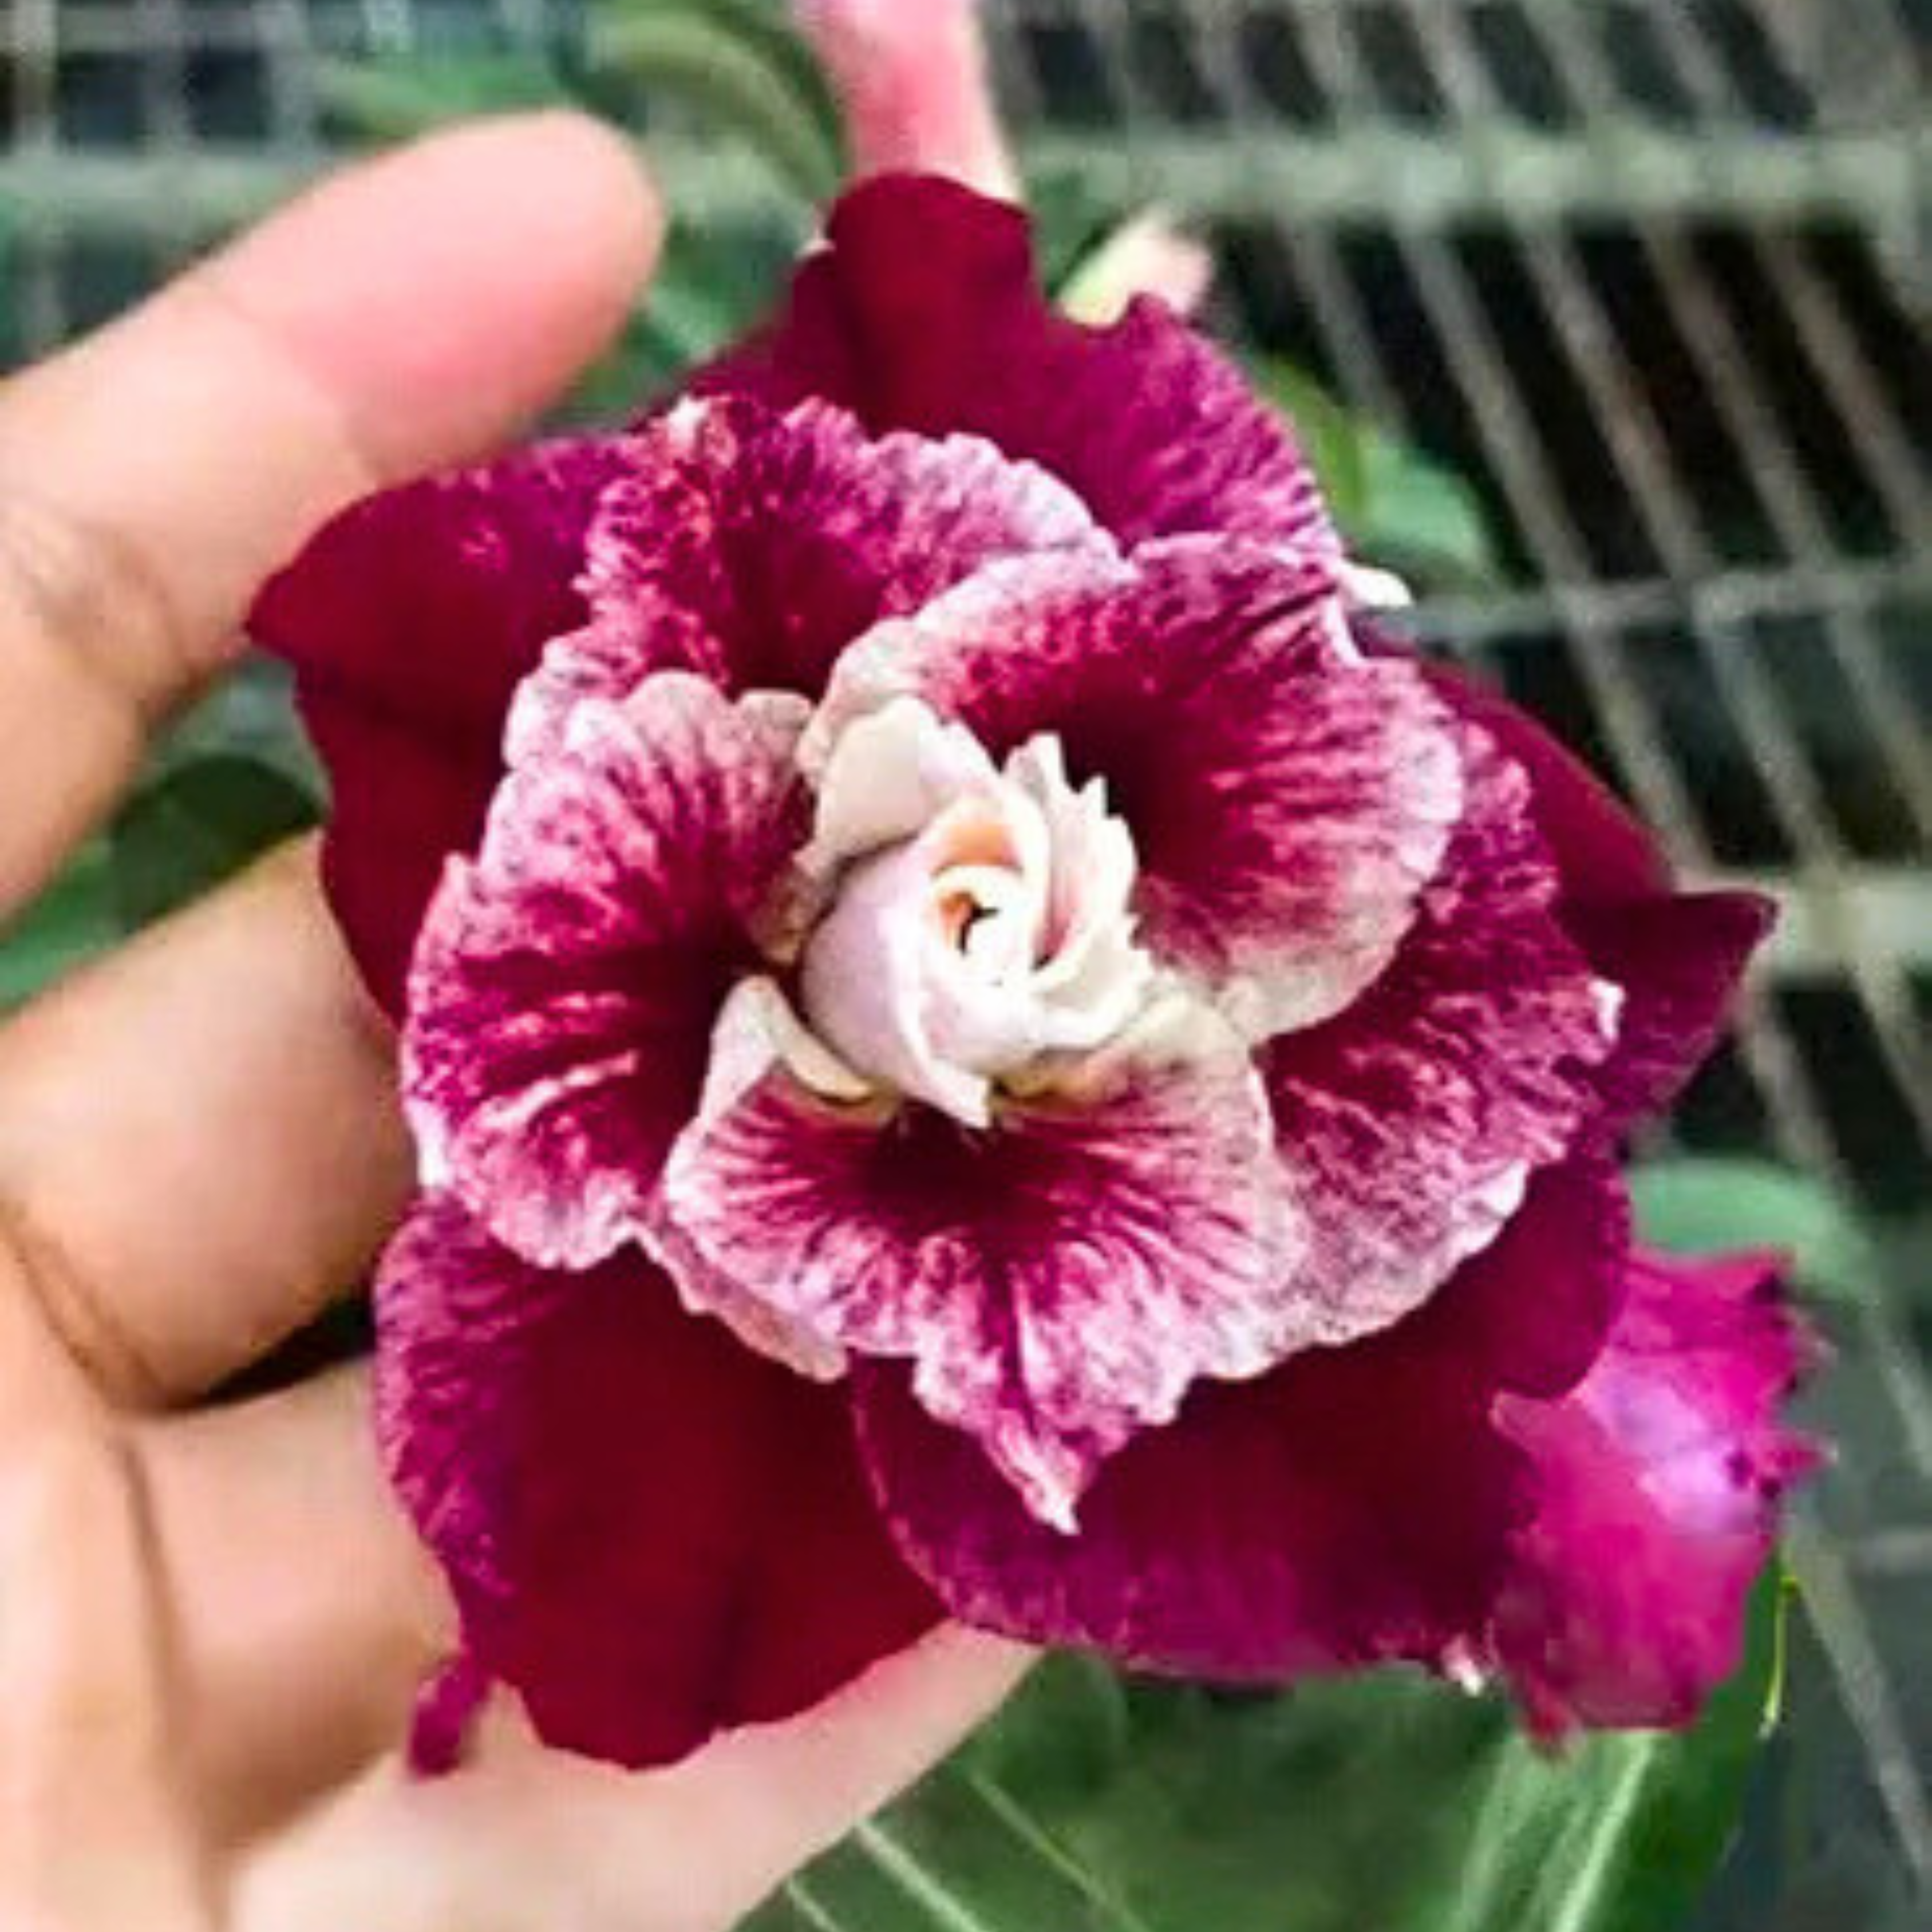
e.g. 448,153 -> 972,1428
3,2 -> 1927,1923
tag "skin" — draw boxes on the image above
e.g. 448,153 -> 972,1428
0,112 -> 1029,1931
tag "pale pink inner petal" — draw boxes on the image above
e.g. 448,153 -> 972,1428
801,696 -> 1005,875
800,828 -> 1004,1126
796,698 -> 1156,1127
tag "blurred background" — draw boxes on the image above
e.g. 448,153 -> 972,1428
0,2 -> 1926,1928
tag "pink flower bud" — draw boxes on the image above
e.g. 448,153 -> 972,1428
1060,209 -> 1216,325
797,0 -> 1020,198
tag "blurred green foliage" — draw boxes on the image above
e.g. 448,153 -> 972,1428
0,663 -> 323,1008
1254,358 -> 1499,585
748,1576 -> 1788,1932
1633,1157 -> 1878,1307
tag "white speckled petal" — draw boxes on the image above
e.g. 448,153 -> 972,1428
404,673 -> 808,1271
1262,720 -> 1622,1351
509,394 -> 1112,767
657,1053 -> 1297,1528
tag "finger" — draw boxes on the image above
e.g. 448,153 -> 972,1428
233,1627 -> 1029,1932
0,840 -> 410,1406
135,1366 -> 451,1850
797,0 -> 1020,199
0,110 -> 660,913
669,1625 -> 1032,1911
0,1230 -> 215,1930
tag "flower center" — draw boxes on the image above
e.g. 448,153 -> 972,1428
792,698 -> 1152,1125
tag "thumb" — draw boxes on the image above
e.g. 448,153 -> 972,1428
233,1627 -> 1028,1932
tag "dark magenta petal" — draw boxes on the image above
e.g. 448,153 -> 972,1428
378,1194 -> 940,1771
1422,665 -> 1774,1137
513,396 -> 1106,756
815,539 -> 1465,1034
858,1154 -> 1649,1681
1398,1155 -> 1631,1402
1423,662 -> 1776,1140
406,675 -> 808,1271
691,175 -> 1337,555
659,1056 -> 1291,1530
857,1313 -> 1526,1679
1262,718 -> 1618,1349
1492,1248 -> 1817,1735
1565,891 -> 1776,1137
1421,659 -> 1665,902
305,705 -> 500,1025
251,437 -> 637,1013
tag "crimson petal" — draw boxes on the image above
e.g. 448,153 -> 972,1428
406,674 -> 808,1271
856,1153 -> 1643,1682
1399,1154 -> 1631,1402
251,438 -> 636,1013
378,1194 -> 940,1771
692,175 -> 1337,555
1492,1247 -> 1818,1735
857,1315 -> 1525,1680
1421,660 -> 1665,901
1425,663 -> 1775,1137
1565,891 -> 1775,1137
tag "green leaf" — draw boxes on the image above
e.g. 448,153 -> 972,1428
749,1576 -> 1784,1932
1251,358 -> 1372,530
152,658 -> 325,802
589,0 -> 843,200
315,53 -> 568,141
1250,358 -> 1501,586
1354,425 -> 1502,585
109,756 -> 319,930
316,5 -> 839,211
1032,168 -> 1129,295
568,215 -> 808,412
0,840 -> 120,1008
963,1653 -> 1133,1810
0,662 -> 320,1005
1632,1157 -> 1876,1306
1424,1570 -> 1788,1932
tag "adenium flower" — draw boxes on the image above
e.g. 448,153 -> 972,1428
252,175 -> 1814,1774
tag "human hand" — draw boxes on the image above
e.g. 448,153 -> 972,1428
0,106 -> 1026,1932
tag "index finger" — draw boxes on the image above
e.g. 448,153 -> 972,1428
0,111 -> 660,912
